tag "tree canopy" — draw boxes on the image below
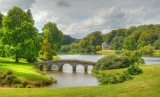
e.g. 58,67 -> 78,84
1,6 -> 40,62
42,22 -> 64,55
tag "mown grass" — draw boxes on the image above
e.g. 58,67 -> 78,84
153,50 -> 160,57
96,50 -> 115,55
0,57 -> 50,81
0,64 -> 159,97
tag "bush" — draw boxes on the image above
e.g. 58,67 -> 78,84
26,85 -> 35,88
1,74 -> 7,79
99,75 -> 119,85
34,82 -> 41,87
140,44 -> 153,55
95,55 -> 131,70
2,75 -> 17,85
127,65 -> 143,75
119,71 -> 133,82
12,78 -> 21,84
13,84 -> 24,88
6,70 -> 13,75
42,79 -> 54,85
21,81 -> 29,87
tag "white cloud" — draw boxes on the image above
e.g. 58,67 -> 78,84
1,0 -> 160,38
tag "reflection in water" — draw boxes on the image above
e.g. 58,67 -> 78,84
46,54 -> 160,88
46,69 -> 99,88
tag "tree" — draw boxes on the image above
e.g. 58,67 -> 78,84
0,12 -> 3,28
62,35 -> 76,45
140,44 -> 153,55
120,50 -> 144,65
2,6 -> 40,62
27,9 -> 34,24
123,36 -> 137,50
40,39 -> 53,60
42,22 -> 64,55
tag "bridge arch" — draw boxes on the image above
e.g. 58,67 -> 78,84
34,59 -> 96,73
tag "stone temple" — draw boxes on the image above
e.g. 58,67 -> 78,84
102,42 -> 111,50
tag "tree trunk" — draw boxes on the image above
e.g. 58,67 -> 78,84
15,54 -> 19,63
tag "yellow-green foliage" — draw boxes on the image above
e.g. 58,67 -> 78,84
96,50 -> 115,55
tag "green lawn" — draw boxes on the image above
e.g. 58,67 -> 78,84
96,50 -> 115,55
0,64 -> 159,97
0,57 -> 50,81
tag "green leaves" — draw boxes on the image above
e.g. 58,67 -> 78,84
1,6 -> 40,62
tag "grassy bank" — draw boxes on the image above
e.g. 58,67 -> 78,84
0,64 -> 159,97
96,50 -> 116,55
0,57 -> 50,81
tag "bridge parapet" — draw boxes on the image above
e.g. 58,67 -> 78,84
34,59 -> 96,72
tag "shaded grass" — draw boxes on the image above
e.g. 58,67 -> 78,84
0,65 -> 159,97
0,57 -> 50,81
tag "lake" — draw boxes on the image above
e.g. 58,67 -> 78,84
46,54 -> 160,88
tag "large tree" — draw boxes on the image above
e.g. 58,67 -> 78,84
42,22 -> 64,55
1,6 -> 40,62
0,12 -> 3,28
123,36 -> 137,50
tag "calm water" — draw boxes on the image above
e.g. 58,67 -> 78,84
46,54 -> 160,88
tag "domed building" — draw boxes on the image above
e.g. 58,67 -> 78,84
102,42 -> 111,50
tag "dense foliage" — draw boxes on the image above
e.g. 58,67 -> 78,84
104,24 -> 160,50
95,55 -> 131,70
0,12 -> 3,28
0,7 -> 40,62
120,50 -> 144,65
59,31 -> 103,54
62,35 -> 76,45
42,22 -> 64,55
40,39 -> 53,60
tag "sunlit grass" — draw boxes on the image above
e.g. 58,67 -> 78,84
0,64 -> 159,97
0,57 -> 50,81
96,50 -> 115,55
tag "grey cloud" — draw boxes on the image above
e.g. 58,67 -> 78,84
0,0 -> 36,12
57,1 -> 70,7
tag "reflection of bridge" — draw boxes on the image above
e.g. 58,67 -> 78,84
34,59 -> 96,72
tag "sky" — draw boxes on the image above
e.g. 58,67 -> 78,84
1,0 -> 160,39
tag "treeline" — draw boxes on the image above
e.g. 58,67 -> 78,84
104,24 -> 160,54
60,31 -> 103,54
0,7 -> 63,62
60,24 -> 160,54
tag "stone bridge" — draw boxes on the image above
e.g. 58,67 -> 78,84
34,59 -> 96,72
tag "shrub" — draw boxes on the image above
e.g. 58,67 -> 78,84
34,82 -> 41,87
127,65 -> 143,75
26,85 -> 35,88
1,74 -> 7,79
13,84 -> 24,88
2,75 -> 17,85
119,71 -> 133,82
42,79 -> 54,85
21,81 -> 29,87
99,75 -> 119,85
6,70 -> 13,75
95,55 -> 131,70
12,78 -> 21,84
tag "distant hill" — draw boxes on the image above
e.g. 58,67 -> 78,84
103,24 -> 160,50
62,35 -> 77,45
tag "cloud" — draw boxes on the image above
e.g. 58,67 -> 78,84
57,1 -> 70,7
0,0 -> 36,12
1,0 -> 160,39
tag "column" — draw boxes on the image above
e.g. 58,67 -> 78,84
84,66 -> 88,73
